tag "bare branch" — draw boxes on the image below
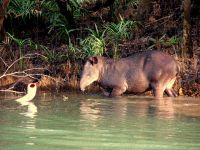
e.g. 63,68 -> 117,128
0,56 -> 8,67
0,53 -> 50,93
2,53 -> 46,76
0,89 -> 25,94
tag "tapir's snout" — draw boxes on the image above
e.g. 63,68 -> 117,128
80,86 -> 85,92
80,79 -> 86,92
80,76 -> 97,92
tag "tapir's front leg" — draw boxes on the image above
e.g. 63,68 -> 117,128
100,87 -> 111,97
110,87 -> 126,97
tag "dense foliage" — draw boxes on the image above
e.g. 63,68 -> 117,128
0,0 -> 199,63
0,0 -> 200,96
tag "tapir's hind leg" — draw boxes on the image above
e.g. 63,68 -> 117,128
164,78 -> 177,97
151,83 -> 165,98
151,77 -> 177,98
165,89 -> 178,97
110,87 -> 127,97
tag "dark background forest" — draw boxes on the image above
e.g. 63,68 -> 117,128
0,0 -> 200,96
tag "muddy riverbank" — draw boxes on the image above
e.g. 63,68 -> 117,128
0,54 -> 199,97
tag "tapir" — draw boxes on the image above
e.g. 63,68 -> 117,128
80,50 -> 179,98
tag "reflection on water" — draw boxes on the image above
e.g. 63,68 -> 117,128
80,100 -> 101,122
19,102 -> 37,118
0,93 -> 200,150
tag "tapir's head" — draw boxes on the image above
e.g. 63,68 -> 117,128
80,56 -> 103,92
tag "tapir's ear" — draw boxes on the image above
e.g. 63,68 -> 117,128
88,57 -> 98,65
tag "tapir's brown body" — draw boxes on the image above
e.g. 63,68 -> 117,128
80,51 -> 179,98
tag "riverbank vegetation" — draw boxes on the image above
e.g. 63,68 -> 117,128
0,0 -> 200,96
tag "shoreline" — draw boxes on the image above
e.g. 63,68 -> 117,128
0,56 -> 199,97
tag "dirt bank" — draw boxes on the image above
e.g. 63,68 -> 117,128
0,55 -> 200,97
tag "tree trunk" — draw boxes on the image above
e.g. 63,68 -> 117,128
0,0 -> 10,41
182,0 -> 193,58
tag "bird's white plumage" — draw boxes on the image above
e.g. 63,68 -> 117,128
16,83 -> 37,105
16,83 -> 38,118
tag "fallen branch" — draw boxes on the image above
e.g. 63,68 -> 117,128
0,53 -> 49,93
0,89 -> 25,94
0,56 -> 8,67
0,53 -> 47,77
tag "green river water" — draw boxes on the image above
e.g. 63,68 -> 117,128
0,92 -> 200,150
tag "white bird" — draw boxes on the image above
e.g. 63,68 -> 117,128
15,83 -> 37,105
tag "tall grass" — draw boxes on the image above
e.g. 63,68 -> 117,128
80,24 -> 106,57
105,17 -> 138,58
5,0 -> 142,61
8,0 -> 36,19
147,35 -> 180,50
